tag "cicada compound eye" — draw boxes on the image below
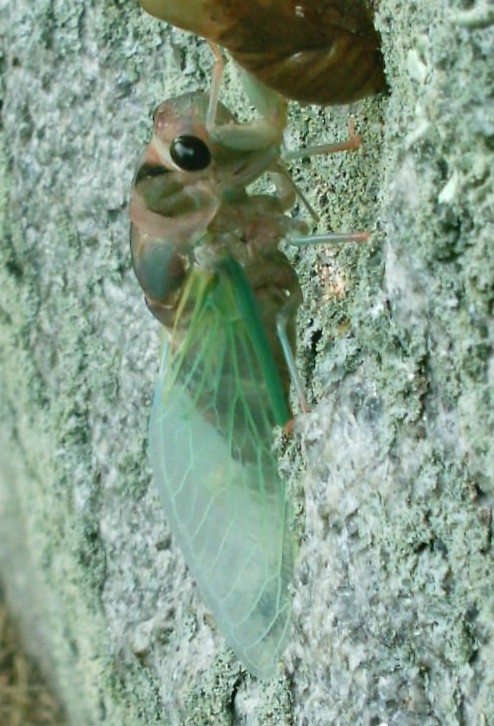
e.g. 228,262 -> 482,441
170,134 -> 212,172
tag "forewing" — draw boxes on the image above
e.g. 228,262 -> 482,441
149,257 -> 294,678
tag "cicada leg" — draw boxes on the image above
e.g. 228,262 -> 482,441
288,231 -> 370,247
271,123 -> 370,243
207,39 -> 363,161
283,120 -> 362,162
276,290 -> 310,416
269,162 -> 321,222
205,41 -> 224,131
277,228 -> 370,420
206,43 -> 287,152
269,119 -> 364,222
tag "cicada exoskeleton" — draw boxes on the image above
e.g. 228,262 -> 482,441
139,0 -> 386,104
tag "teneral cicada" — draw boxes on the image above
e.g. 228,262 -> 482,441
139,0 -> 386,105
129,88 -> 365,677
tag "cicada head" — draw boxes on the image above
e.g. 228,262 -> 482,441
130,92 -> 253,231
129,94 -> 225,247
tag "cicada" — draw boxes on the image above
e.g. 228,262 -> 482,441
129,88 -> 364,677
139,0 -> 386,105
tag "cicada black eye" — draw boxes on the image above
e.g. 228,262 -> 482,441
170,135 -> 212,172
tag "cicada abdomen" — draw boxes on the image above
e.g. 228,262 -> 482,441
140,0 -> 386,104
130,92 -> 304,677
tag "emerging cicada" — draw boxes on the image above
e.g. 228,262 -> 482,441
130,87 -> 364,677
139,0 -> 386,105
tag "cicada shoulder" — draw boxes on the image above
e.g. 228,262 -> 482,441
129,92 -> 304,678
139,0 -> 386,104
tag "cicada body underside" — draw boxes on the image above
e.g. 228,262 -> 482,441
139,0 -> 386,104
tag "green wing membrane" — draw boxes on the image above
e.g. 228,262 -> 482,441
149,255 -> 294,678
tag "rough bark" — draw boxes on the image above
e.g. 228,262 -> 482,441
0,1 -> 492,724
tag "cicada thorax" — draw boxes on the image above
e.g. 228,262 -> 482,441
139,0 -> 386,104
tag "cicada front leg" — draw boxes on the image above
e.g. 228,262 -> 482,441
206,43 -> 288,153
203,44 -> 370,229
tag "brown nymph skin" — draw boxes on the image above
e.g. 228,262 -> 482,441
140,0 -> 386,104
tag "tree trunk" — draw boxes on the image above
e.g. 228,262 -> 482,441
0,1 -> 492,724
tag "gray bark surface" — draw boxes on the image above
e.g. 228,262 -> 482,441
0,1 -> 492,724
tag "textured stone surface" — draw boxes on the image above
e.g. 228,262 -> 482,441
0,1 -> 492,724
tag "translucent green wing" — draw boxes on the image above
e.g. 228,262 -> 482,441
149,255 -> 294,678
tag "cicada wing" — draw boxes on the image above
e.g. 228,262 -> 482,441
149,258 -> 294,678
